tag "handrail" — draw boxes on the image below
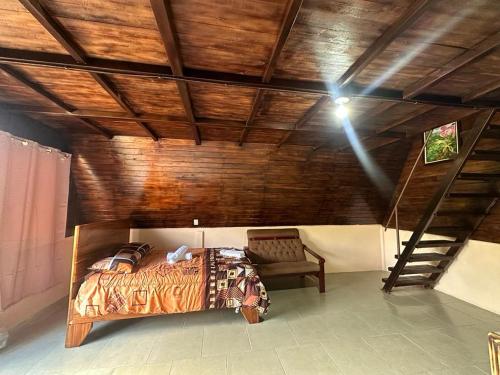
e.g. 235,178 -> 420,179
384,130 -> 432,231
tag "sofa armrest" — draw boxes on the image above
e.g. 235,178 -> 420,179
303,246 -> 325,264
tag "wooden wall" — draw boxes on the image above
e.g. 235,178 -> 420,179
388,112 -> 500,244
69,134 -> 410,228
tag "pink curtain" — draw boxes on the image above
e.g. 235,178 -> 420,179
0,131 -> 71,310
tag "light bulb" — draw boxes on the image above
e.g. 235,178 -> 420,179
335,104 -> 349,119
334,96 -> 350,105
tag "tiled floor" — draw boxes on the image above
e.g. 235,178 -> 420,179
1,271 -> 499,375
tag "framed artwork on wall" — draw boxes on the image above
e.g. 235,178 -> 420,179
424,121 -> 459,164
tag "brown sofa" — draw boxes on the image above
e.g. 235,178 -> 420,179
245,228 -> 325,293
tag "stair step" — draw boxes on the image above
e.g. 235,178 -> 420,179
426,226 -> 471,235
395,252 -> 454,262
469,150 -> 500,161
448,192 -> 500,198
388,265 -> 444,274
402,240 -> 465,248
482,129 -> 500,140
382,276 -> 433,287
435,209 -> 486,216
458,173 -> 500,181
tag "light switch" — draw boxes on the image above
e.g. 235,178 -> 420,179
193,219 -> 199,226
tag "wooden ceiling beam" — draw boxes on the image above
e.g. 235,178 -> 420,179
150,0 -> 201,145
0,65 -> 111,138
311,101 -> 400,152
239,0 -> 303,146
336,0 -> 433,87
238,89 -> 265,145
277,95 -> 330,147
18,0 -> 86,63
262,0 -> 303,82
463,78 -> 500,103
1,103 -> 391,139
1,48 -> 500,110
404,31 -> 500,99
19,0 -> 158,140
336,107 -> 437,152
89,72 -> 159,140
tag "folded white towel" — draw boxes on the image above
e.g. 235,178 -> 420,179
167,245 -> 193,264
219,248 -> 245,259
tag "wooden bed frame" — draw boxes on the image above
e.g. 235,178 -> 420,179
65,219 -> 260,348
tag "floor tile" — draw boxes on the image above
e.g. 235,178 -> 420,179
287,315 -> 336,344
111,363 -> 172,375
229,350 -> 284,375
90,336 -> 154,370
2,271 -> 498,374
148,326 -> 203,363
364,333 -> 446,373
276,343 -> 342,375
321,336 -> 397,375
202,325 -> 251,357
247,320 -> 296,350
170,356 -> 226,375
402,329 -> 478,368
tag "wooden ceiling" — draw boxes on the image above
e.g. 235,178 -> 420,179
0,0 -> 498,151
1,0 -> 500,229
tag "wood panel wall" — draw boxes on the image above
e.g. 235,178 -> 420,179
69,134 -> 410,228
388,113 -> 500,243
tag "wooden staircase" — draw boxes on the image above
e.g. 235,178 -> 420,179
383,109 -> 499,292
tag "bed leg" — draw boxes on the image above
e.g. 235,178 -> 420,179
241,307 -> 260,324
65,322 -> 93,348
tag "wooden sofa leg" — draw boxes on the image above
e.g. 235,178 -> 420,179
65,322 -> 93,348
318,265 -> 325,293
241,307 -> 260,324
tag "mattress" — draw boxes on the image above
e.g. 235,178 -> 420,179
74,248 -> 270,318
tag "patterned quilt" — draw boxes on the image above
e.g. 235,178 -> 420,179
74,248 -> 270,318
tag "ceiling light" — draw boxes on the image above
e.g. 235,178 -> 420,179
334,96 -> 350,105
335,104 -> 349,119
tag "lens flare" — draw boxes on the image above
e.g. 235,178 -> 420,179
335,104 -> 349,119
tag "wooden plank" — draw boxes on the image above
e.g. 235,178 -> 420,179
239,0 -> 303,146
20,0 -> 158,140
336,0 -> 433,87
463,78 -> 500,102
19,0 -> 86,63
0,47 -> 498,110
312,101 -> 402,152
239,89 -> 265,146
0,64 -> 112,137
404,31 -> 500,99
90,73 -> 159,140
68,219 -> 130,301
278,95 -> 330,147
150,0 -> 184,75
150,0 -> 200,144
262,0 -> 302,82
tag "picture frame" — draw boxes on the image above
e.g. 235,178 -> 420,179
423,121 -> 460,164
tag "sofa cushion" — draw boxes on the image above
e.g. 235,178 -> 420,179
256,261 -> 320,277
247,228 -> 306,264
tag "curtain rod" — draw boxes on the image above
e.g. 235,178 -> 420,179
0,130 -> 71,158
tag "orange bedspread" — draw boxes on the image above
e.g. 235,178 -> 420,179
74,248 -> 270,318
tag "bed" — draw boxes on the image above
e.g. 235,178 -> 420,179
65,219 -> 269,347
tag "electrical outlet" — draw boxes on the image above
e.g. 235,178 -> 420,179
193,219 -> 199,226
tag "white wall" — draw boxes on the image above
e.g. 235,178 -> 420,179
436,239 -> 500,315
131,224 -> 384,273
382,228 -> 500,315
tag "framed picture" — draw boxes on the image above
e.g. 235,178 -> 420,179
424,121 -> 459,164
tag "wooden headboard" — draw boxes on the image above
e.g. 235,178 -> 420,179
68,219 -> 130,300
